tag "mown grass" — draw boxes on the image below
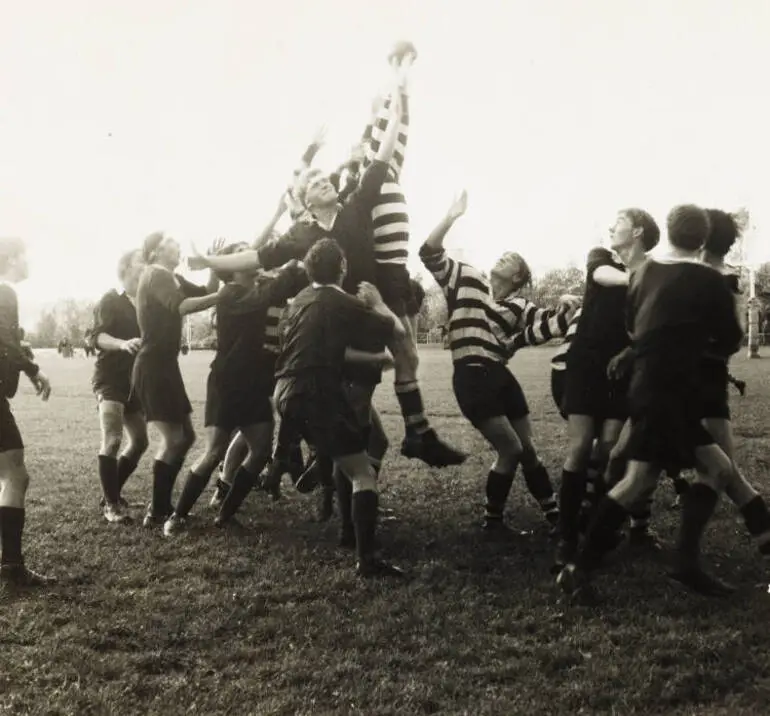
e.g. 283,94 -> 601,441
1,347 -> 770,715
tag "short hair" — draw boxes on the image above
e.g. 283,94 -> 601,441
667,204 -> 711,252
142,231 -> 166,264
0,237 -> 26,275
117,249 -> 141,280
496,251 -> 532,291
304,238 -> 345,285
294,168 -> 323,208
214,242 -> 250,283
704,209 -> 741,258
622,208 -> 660,251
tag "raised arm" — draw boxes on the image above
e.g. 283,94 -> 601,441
424,191 -> 468,252
588,248 -> 629,287
253,194 -> 289,250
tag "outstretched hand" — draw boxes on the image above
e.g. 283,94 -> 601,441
311,124 -> 328,148
208,237 -> 227,255
187,243 -> 209,271
446,190 -> 468,222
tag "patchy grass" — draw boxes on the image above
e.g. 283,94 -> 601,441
2,346 -> 770,715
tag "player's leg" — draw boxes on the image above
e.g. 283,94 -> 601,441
704,416 -> 770,556
556,414 -> 597,567
391,317 -> 465,467
117,401 -> 149,504
96,398 -> 131,523
670,441 -> 734,595
510,416 -> 559,534
164,425 -> 230,535
0,401 -> 54,587
210,431 -> 247,508
557,458 -> 658,598
216,419 -> 274,526
143,418 -> 195,528
376,265 -> 464,468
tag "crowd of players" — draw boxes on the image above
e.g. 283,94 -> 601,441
0,43 -> 767,600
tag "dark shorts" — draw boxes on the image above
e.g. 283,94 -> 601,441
627,389 -> 715,472
94,380 -> 142,414
699,360 -> 730,421
375,263 -> 412,317
204,373 -> 274,431
550,369 -> 568,421
563,352 -> 629,422
274,374 -> 368,459
452,361 -> 529,428
130,353 -> 192,424
0,398 -> 23,452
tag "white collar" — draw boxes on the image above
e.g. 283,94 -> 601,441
311,282 -> 345,292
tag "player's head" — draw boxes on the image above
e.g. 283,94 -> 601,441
295,168 -> 339,211
489,252 -> 532,301
0,237 -> 28,283
142,231 -> 181,269
117,249 -> 144,296
214,241 -> 253,284
703,209 -> 741,259
666,204 -> 711,252
610,209 -> 660,252
304,238 -> 347,286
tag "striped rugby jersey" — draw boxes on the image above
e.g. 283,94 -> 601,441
550,308 -> 582,371
497,300 -> 573,360
361,91 -> 410,265
420,243 -> 566,366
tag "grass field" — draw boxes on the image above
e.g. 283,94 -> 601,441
2,346 -> 770,715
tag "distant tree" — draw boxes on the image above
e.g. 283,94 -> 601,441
528,266 -> 585,307
31,309 -> 59,348
58,298 -> 95,346
756,261 -> 770,296
416,283 -> 447,334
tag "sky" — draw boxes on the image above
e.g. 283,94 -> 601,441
2,0 -> 769,327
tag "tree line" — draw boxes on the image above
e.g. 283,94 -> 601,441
26,262 -> 770,349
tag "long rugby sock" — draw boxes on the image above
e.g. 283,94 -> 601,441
151,460 -> 181,517
577,497 -> 628,571
395,381 -> 430,436
739,495 -> 770,555
677,483 -> 719,564
116,454 -> 141,494
335,468 -> 354,540
0,506 -> 25,566
98,455 -> 121,505
522,462 -> 559,525
485,469 -> 516,523
559,470 -> 587,543
174,470 -> 212,518
352,490 -> 379,562
219,466 -> 259,522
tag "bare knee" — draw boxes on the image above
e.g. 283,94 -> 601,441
100,433 -> 122,458
565,435 -> 594,471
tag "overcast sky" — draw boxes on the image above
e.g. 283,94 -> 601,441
2,0 -> 768,326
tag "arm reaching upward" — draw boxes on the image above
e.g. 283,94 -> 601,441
424,191 -> 468,252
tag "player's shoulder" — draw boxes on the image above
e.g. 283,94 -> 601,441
98,288 -> 121,304
586,245 -> 622,268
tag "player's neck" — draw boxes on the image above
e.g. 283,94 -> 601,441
313,205 -> 339,228
617,243 -> 645,270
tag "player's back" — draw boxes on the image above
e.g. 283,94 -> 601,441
628,258 -> 743,392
